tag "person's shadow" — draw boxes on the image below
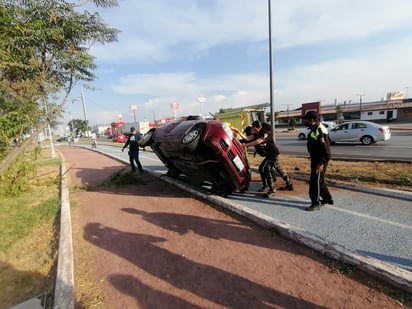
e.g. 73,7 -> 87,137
84,223 -> 327,308
122,208 -> 289,249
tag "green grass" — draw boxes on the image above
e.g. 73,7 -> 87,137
0,186 -> 59,253
0,149 -> 61,308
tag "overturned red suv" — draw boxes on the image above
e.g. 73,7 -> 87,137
140,116 -> 250,196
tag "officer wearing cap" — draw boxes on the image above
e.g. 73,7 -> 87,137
302,111 -> 333,211
122,127 -> 143,173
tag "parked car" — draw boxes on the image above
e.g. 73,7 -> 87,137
140,115 -> 251,196
56,136 -> 69,142
112,134 -> 127,143
297,122 -> 336,140
329,121 -> 391,145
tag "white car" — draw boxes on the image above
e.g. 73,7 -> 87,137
329,121 -> 391,145
297,122 -> 335,140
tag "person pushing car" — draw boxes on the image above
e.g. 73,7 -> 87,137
241,121 -> 294,197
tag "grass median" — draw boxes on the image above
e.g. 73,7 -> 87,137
0,149 -> 60,308
248,154 -> 412,192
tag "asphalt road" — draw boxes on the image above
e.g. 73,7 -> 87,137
275,131 -> 412,162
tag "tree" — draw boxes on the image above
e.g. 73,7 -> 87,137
336,105 -> 344,123
0,0 -> 119,174
68,118 -> 89,136
288,118 -> 297,130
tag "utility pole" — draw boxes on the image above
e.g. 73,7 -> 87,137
81,84 -> 88,126
356,94 -> 365,120
284,104 -> 291,127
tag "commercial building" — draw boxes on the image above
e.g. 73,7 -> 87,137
276,96 -> 412,124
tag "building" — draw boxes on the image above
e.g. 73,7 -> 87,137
276,98 -> 412,124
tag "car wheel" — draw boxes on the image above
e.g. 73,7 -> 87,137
166,168 -> 181,178
140,129 -> 155,147
182,128 -> 202,151
298,133 -> 306,140
211,179 -> 235,197
360,135 -> 373,145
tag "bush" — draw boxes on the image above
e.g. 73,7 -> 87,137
0,151 -> 37,197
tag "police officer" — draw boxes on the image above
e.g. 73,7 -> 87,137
122,127 -> 143,173
302,111 -> 333,211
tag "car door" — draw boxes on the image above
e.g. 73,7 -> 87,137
348,122 -> 368,142
329,123 -> 351,142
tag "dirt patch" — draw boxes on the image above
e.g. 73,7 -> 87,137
60,147 -> 410,308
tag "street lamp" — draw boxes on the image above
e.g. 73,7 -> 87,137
356,94 -> 365,120
268,0 -> 275,133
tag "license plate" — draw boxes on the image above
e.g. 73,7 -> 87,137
233,155 -> 244,171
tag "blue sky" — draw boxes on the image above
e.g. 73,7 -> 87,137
63,0 -> 412,128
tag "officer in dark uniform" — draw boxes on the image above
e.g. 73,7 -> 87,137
302,111 -> 333,211
122,127 -> 143,173
242,121 -> 293,197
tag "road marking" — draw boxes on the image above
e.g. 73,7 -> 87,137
330,206 -> 412,231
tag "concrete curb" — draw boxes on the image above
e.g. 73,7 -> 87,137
54,153 -> 75,309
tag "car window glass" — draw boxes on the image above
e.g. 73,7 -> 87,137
353,123 -> 367,129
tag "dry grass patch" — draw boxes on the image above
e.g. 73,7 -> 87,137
248,155 -> 412,192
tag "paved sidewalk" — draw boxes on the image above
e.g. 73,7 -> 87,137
50,145 -> 412,308
87,144 -> 412,293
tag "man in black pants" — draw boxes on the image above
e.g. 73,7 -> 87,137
242,121 -> 293,197
302,111 -> 333,211
122,127 -> 143,173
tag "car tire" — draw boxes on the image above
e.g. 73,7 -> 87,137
182,127 -> 202,151
360,135 -> 373,145
166,168 -> 181,178
298,133 -> 306,140
140,129 -> 155,147
211,178 -> 235,197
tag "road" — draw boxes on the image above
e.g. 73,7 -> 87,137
275,131 -> 412,161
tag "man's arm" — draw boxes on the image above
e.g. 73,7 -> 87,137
122,137 -> 130,152
243,137 -> 265,148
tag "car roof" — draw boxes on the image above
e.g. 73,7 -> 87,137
338,120 -> 383,126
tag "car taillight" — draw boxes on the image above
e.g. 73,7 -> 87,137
378,128 -> 384,134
